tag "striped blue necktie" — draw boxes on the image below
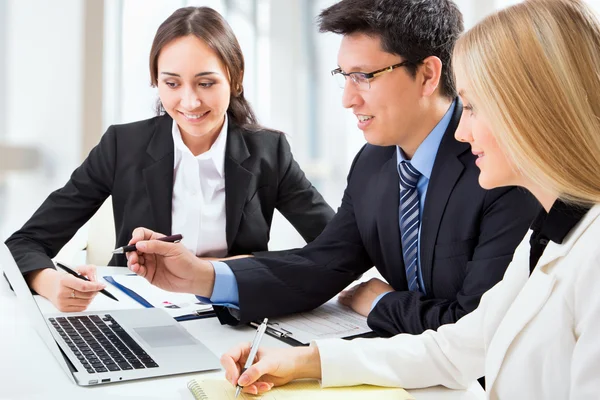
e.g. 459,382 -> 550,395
398,161 -> 422,292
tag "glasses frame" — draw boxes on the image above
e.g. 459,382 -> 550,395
331,60 -> 416,90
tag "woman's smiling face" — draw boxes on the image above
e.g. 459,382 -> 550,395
157,35 -> 231,141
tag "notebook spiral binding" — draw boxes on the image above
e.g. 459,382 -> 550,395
187,380 -> 209,400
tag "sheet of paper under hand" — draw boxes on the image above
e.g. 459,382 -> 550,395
110,274 -> 213,318
187,378 -> 414,400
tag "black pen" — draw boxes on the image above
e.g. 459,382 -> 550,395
55,262 -> 119,302
112,234 -> 184,254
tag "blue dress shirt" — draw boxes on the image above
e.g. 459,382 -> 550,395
202,100 -> 457,311
196,260 -> 240,308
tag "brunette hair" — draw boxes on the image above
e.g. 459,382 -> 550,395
149,7 -> 259,129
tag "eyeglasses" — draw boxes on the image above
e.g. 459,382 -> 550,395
331,60 -> 416,91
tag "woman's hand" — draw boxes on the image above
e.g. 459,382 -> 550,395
221,342 -> 322,395
27,265 -> 106,312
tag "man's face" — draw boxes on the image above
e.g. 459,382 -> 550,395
337,33 -> 424,147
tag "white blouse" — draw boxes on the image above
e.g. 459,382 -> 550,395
170,117 -> 228,257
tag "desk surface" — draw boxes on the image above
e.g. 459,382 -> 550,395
0,266 -> 485,400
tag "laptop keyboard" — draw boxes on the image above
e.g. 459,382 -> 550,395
49,314 -> 159,374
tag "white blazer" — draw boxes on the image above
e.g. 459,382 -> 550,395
316,204 -> 600,399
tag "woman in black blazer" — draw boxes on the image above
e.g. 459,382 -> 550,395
5,7 -> 334,312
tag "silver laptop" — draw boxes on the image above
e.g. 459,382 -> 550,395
1,243 -> 221,386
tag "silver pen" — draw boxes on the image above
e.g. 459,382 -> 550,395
235,318 -> 269,398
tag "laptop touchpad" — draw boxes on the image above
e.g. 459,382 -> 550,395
134,326 -> 196,348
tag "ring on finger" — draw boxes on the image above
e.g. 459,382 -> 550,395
71,289 -> 76,299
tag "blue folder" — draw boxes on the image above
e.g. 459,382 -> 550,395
103,275 -> 216,322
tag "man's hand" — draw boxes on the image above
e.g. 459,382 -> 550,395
338,278 -> 393,316
221,342 -> 322,395
126,227 -> 215,297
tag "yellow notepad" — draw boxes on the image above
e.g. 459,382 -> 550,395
187,378 -> 414,399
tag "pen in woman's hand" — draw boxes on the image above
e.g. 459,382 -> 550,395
112,234 -> 183,254
55,262 -> 119,301
236,318 -> 269,398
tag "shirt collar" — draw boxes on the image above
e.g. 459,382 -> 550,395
396,99 -> 456,179
531,198 -> 591,244
171,114 -> 228,178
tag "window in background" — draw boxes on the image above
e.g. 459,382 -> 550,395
588,0 -> 600,15
0,0 -> 87,240
0,0 -> 6,226
0,0 -> 5,140
104,0 -> 256,128
494,0 -> 600,13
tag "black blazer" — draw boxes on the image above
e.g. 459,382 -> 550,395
6,114 -> 334,275
219,101 -> 540,335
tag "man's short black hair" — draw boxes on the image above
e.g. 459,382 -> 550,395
318,0 -> 463,98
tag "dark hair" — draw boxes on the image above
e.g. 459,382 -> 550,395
149,7 -> 259,130
318,0 -> 463,98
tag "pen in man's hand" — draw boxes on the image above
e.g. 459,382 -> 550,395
55,262 -> 119,302
235,318 -> 269,398
112,234 -> 183,254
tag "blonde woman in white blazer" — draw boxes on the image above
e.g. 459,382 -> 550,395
220,0 -> 600,398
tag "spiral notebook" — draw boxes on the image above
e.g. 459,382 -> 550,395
187,378 -> 413,399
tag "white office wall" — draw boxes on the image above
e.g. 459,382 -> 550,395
1,0 -> 84,238
0,0 -> 6,221
0,0 -> 5,140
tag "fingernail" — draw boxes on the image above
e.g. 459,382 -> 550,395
137,242 -> 146,251
238,375 -> 249,386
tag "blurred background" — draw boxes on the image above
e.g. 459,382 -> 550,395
1,0 -> 599,263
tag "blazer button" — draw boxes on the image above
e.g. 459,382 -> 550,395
539,238 -> 549,245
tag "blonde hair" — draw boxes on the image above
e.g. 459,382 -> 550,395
453,0 -> 600,205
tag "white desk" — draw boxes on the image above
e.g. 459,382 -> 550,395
0,266 -> 485,400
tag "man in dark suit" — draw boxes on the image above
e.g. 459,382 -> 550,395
126,0 -> 539,336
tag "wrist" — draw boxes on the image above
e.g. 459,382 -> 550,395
295,345 -> 322,380
192,259 -> 215,298
26,268 -> 58,298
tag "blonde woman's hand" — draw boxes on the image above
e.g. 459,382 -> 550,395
221,342 -> 322,395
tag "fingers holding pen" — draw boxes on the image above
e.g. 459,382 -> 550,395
128,227 -> 165,245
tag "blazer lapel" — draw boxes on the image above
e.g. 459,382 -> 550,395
224,122 -> 253,250
376,151 -> 406,288
143,115 -> 174,236
420,101 -> 469,291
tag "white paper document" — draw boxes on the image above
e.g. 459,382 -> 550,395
108,275 -> 213,318
267,299 -> 372,344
